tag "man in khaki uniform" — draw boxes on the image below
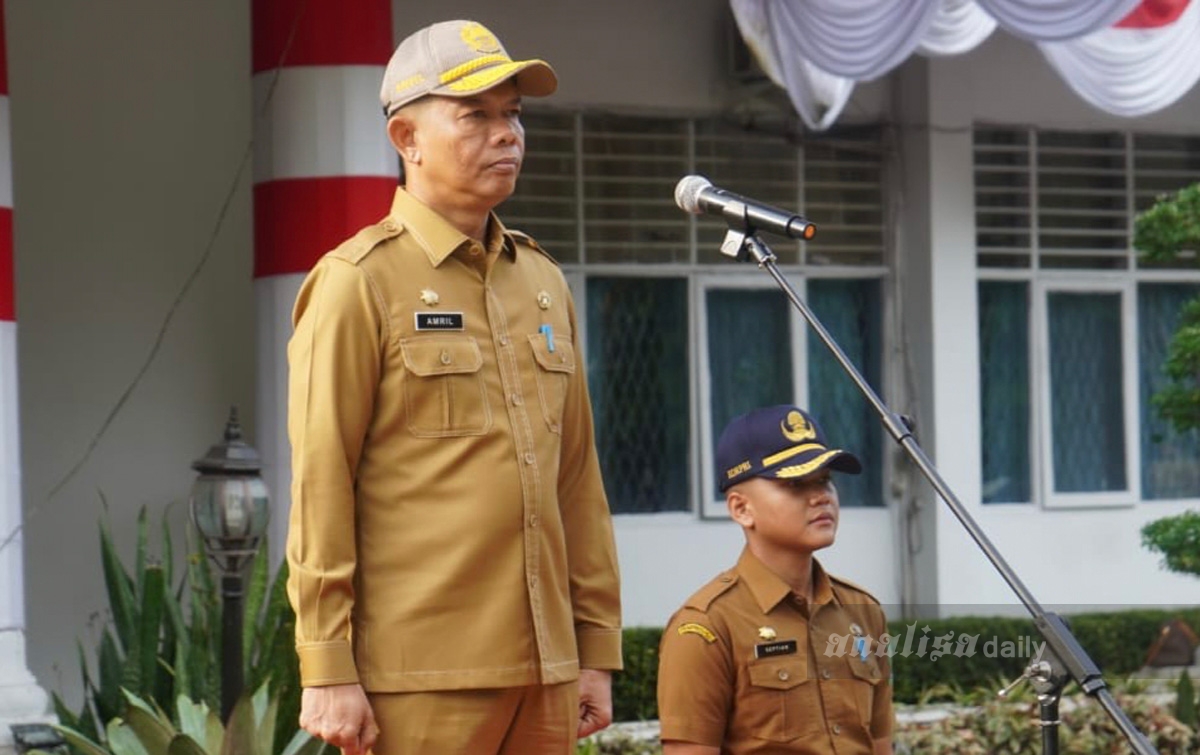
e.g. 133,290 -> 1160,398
285,19 -> 622,755
658,405 -> 893,755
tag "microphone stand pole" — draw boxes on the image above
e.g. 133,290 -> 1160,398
720,225 -> 1158,755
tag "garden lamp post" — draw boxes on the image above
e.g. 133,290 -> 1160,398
189,407 -> 270,722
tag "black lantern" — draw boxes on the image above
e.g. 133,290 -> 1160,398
189,407 -> 270,721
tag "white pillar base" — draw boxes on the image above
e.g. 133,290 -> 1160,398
0,629 -> 53,753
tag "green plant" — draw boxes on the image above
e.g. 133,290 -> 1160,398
1141,510 -> 1200,578
55,505 -> 301,755
612,628 -> 662,722
50,685 -> 330,755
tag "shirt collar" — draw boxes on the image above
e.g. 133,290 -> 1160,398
389,188 -> 517,267
736,547 -> 837,614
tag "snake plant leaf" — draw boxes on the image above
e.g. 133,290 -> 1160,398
55,724 -> 114,755
106,719 -> 153,755
135,506 -> 149,606
242,547 -> 269,681
278,730 -> 333,755
100,513 -> 138,655
97,629 -> 126,724
167,733 -> 211,755
136,565 -> 167,699
120,694 -> 175,755
221,691 -> 263,755
161,505 -> 176,592
250,682 -> 277,754
175,695 -> 224,755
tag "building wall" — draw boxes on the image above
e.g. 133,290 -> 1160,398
916,33 -> 1200,613
7,0 -> 1199,708
8,0 -> 256,703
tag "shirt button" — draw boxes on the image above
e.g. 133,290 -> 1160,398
529,515 -> 538,528
777,669 -> 789,681
529,575 -> 538,588
833,723 -> 842,735
439,350 -> 452,365
499,335 -> 510,346
524,453 -> 535,465
821,668 -> 831,680
510,393 -> 522,406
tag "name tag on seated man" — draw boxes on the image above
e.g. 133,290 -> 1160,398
754,640 -> 798,658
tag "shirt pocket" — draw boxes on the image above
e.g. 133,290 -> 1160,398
743,656 -> 822,742
399,336 -> 492,438
527,333 -> 575,434
847,653 -> 885,727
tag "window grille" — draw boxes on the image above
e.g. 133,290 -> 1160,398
507,110 -> 888,514
976,125 -> 1200,508
975,126 -> 1200,270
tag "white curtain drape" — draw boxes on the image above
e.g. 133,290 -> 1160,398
731,0 -> 1195,130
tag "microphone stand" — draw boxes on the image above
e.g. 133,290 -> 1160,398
716,223 -> 1159,755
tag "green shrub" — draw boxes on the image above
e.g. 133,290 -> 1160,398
613,627 -> 662,722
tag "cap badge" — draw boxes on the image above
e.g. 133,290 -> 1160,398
781,410 -> 817,443
460,22 -> 502,54
537,291 -> 552,310
757,626 -> 777,641
419,289 -> 440,306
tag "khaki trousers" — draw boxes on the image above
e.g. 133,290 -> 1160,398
368,682 -> 580,755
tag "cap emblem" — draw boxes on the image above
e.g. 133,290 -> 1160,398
460,22 -> 502,53
781,410 -> 817,443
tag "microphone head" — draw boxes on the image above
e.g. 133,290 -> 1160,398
674,175 -> 712,215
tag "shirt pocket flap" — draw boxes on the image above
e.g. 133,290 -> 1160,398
848,655 -> 884,685
400,337 -> 483,376
748,657 -> 808,691
528,334 -> 576,374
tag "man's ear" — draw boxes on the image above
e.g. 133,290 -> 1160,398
727,488 -> 754,529
386,113 -> 420,164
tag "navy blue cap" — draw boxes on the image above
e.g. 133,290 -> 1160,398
716,405 -> 862,492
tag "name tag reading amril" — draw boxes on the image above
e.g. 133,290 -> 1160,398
415,312 -> 464,331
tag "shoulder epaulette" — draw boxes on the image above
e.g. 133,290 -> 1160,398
508,229 -> 559,266
684,570 -> 739,612
330,217 -> 405,265
830,574 -> 881,606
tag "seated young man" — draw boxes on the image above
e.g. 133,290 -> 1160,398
657,405 -> 893,755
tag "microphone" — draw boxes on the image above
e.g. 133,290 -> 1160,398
674,175 -> 816,241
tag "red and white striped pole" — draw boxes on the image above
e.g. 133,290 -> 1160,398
252,0 -> 397,554
0,0 -> 52,741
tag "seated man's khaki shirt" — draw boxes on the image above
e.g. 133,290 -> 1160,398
658,549 -> 893,754
286,187 -> 622,692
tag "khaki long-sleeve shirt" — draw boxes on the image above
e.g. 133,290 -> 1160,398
658,549 -> 892,754
286,188 -> 622,692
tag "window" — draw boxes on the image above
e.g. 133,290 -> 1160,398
975,126 -> 1200,506
509,111 -> 888,514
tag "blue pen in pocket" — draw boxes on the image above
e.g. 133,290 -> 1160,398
539,324 -> 555,352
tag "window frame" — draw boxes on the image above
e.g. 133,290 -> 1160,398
694,272 -> 809,519
1033,276 -> 1141,509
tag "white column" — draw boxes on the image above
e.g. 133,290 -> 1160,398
251,0 -> 397,557
0,4 -> 53,745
